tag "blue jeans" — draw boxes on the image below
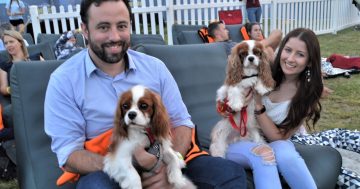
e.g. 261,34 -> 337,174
247,7 -> 262,23
226,140 -> 317,189
76,155 -> 247,189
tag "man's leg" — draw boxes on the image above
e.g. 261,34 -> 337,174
77,171 -> 121,189
184,155 -> 247,189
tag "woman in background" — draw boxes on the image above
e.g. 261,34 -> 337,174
6,0 -> 26,32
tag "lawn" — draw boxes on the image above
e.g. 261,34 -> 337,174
316,27 -> 360,132
1,26 -> 359,188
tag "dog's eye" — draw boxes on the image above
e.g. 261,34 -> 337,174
239,52 -> 248,58
139,103 -> 148,110
122,104 -> 130,110
253,49 -> 262,56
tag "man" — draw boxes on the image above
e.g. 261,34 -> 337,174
207,21 -> 237,56
208,21 -> 230,42
44,0 -> 247,188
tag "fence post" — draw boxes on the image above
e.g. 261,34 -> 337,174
331,0 -> 339,34
166,0 -> 174,45
270,0 -> 277,33
29,5 -> 41,44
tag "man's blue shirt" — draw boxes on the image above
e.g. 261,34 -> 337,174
44,49 -> 194,167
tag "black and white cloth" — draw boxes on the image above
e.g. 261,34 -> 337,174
54,30 -> 83,60
291,128 -> 360,189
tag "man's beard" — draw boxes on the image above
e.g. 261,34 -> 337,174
88,37 -> 130,64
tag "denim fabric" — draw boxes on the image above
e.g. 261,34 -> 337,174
77,155 -> 247,189
247,7 -> 262,23
184,155 -> 247,189
227,140 -> 317,189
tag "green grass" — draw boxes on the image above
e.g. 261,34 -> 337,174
316,27 -> 360,132
1,26 -> 359,188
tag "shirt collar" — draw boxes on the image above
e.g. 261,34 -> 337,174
85,49 -> 137,78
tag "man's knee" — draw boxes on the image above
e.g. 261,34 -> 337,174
185,156 -> 247,188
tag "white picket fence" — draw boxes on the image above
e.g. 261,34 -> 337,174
29,0 -> 360,44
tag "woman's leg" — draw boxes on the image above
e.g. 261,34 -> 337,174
270,140 -> 316,189
226,141 -> 282,189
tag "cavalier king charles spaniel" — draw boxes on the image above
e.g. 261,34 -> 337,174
210,40 -> 275,157
103,85 -> 195,189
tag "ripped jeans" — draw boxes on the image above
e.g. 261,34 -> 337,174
226,140 -> 316,189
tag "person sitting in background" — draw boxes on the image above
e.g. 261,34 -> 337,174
0,30 -> 42,141
242,22 -> 282,61
207,21 -> 237,55
54,29 -> 84,60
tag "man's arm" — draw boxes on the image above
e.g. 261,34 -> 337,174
171,126 -> 192,157
64,150 -> 104,174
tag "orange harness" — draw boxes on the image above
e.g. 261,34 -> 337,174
56,128 -> 208,186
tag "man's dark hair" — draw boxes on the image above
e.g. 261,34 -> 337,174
208,20 -> 224,38
80,0 -> 132,26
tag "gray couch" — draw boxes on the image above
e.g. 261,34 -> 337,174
11,43 -> 341,189
172,24 -> 244,45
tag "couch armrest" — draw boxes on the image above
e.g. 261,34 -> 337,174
11,60 -> 75,189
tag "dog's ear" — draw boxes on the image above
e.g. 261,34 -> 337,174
259,51 -> 276,88
150,91 -> 171,141
109,93 -> 129,152
226,43 -> 244,85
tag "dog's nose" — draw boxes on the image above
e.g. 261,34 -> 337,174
248,56 -> 254,62
128,111 -> 137,120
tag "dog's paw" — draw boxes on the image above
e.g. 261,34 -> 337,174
209,143 -> 226,158
120,176 -> 142,189
255,82 -> 273,95
168,169 -> 187,188
216,85 -> 228,102
228,98 -> 244,111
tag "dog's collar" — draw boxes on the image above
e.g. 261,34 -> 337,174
242,74 -> 258,79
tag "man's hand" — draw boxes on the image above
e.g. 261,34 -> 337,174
133,145 -> 158,171
141,163 -> 172,189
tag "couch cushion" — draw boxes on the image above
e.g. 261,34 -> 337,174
135,43 -> 228,148
178,31 -> 204,45
10,60 -> 75,189
227,24 -> 243,42
27,42 -> 57,60
172,24 -> 205,45
130,34 -> 166,47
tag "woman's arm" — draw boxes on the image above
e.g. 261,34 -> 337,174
254,92 -> 299,141
0,69 -> 10,96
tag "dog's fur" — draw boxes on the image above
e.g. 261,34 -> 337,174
210,40 -> 275,157
103,85 -> 195,189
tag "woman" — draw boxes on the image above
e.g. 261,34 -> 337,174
223,28 -> 340,188
243,22 -> 282,61
5,0 -> 26,32
0,30 -> 41,141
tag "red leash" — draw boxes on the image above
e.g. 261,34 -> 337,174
217,99 -> 248,137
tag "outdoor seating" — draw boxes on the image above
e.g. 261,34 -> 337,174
11,43 -> 341,189
172,24 -> 244,45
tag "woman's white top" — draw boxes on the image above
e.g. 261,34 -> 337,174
6,0 -> 25,20
262,95 -> 307,135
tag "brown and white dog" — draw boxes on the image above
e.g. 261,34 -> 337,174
103,85 -> 195,189
210,40 -> 275,157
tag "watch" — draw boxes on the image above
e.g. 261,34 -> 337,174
254,105 -> 266,115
